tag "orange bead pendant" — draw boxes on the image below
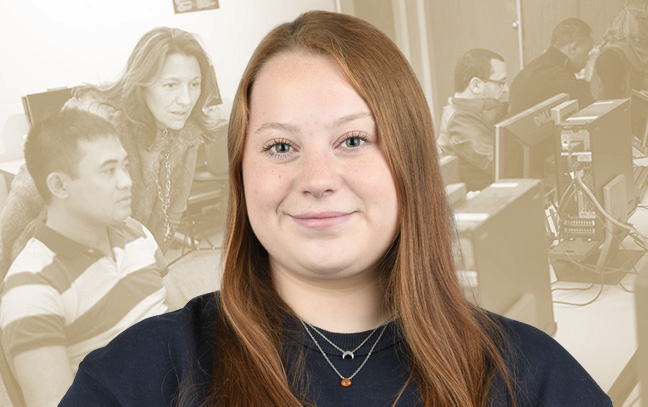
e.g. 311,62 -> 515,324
341,378 -> 352,387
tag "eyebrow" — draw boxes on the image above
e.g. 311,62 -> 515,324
98,155 -> 128,168
253,112 -> 374,135
160,74 -> 202,81
99,159 -> 119,168
331,112 -> 373,128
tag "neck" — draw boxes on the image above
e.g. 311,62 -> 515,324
272,265 -> 390,333
454,90 -> 477,99
46,205 -> 112,256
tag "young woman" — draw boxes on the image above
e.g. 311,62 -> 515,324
0,26 -> 225,273
59,11 -> 611,407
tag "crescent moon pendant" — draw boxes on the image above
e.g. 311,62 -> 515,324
342,351 -> 354,359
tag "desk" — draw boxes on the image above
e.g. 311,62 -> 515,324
550,182 -> 648,405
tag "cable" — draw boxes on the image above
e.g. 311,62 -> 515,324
552,274 -> 606,307
574,172 -> 648,246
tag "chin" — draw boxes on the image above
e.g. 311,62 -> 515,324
164,120 -> 188,131
114,210 -> 131,224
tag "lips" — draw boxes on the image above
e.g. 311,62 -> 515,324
291,211 -> 354,229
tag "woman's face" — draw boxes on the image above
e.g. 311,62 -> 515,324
143,53 -> 201,131
242,52 -> 399,286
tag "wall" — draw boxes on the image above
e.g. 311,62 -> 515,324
0,0 -> 336,159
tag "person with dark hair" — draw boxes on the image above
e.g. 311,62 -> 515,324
0,26 -> 227,277
437,48 -> 509,191
590,0 -> 648,99
509,18 -> 594,114
60,11 -> 610,407
0,109 -> 185,407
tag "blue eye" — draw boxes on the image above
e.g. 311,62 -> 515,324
262,139 -> 295,158
340,132 -> 369,150
344,136 -> 363,148
273,143 -> 291,153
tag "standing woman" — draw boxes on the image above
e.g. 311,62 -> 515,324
60,11 -> 611,407
0,26 -> 224,273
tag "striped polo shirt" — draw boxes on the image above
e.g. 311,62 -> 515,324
0,217 -> 169,373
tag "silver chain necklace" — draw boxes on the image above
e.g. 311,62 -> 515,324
304,318 -> 388,360
153,129 -> 173,242
300,319 -> 391,387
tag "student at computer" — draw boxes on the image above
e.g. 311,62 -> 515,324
0,109 -> 186,407
437,48 -> 510,191
509,18 -> 594,114
0,26 -> 226,278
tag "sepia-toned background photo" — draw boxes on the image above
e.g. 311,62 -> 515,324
0,0 -> 644,406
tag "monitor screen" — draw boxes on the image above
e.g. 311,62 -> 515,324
21,87 -> 73,129
495,93 -> 570,185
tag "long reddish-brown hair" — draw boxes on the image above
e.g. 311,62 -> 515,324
211,10 -> 515,406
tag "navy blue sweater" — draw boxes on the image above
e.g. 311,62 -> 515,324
59,293 -> 611,406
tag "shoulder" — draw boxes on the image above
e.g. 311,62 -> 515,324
490,314 -> 612,406
3,230 -> 62,292
60,293 -> 220,405
84,292 -> 218,359
597,46 -> 628,69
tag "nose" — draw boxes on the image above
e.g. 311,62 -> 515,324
176,85 -> 191,106
117,166 -> 133,190
300,148 -> 340,199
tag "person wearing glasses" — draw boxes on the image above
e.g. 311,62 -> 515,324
437,48 -> 510,191
509,18 -> 594,114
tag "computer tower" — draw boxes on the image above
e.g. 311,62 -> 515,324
556,99 -> 634,240
453,179 -> 556,336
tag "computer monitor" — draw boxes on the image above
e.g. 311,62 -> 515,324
21,87 -> 73,129
631,89 -> 648,150
495,93 -> 570,187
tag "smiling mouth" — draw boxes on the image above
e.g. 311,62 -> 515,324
291,212 -> 354,229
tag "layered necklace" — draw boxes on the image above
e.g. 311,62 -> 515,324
300,316 -> 394,387
154,128 -> 173,242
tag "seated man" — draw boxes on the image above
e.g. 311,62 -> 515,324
509,18 -> 594,114
437,48 -> 509,191
0,109 -> 186,407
